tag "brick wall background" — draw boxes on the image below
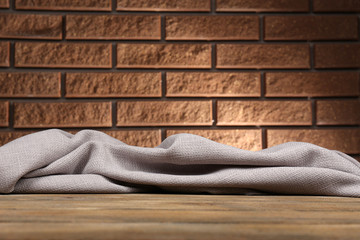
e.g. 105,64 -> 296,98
0,0 -> 359,160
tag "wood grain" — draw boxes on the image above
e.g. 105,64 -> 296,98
1,194 -> 360,239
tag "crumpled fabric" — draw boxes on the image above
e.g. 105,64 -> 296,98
1,129 -> 359,197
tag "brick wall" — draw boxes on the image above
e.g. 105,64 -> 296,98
0,0 -> 359,160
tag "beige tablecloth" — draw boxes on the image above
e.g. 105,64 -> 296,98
1,129 -> 359,197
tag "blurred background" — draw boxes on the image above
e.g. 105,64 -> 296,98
0,0 -> 359,161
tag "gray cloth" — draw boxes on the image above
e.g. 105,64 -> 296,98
1,129 -> 360,197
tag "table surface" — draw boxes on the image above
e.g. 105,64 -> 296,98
1,194 -> 360,240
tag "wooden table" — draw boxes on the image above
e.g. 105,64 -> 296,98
1,194 -> 360,239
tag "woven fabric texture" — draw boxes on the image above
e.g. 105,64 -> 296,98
1,129 -> 359,197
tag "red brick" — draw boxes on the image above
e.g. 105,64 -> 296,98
216,0 -> 309,12
317,100 -> 360,125
0,101 -> 8,127
0,130 -> 161,147
62,129 -> 161,147
0,131 -> 34,146
265,72 -> 360,97
267,129 -> 360,154
264,16 -> 358,41
15,42 -> 112,68
66,15 -> 160,40
117,101 -> 212,126
0,14 -> 62,40
0,42 -> 9,67
16,0 -> 111,11
217,101 -> 312,126
0,0 -> 9,8
217,44 -> 310,69
166,16 -> 259,40
14,102 -> 112,128
103,130 -> 161,147
166,72 -> 261,97
117,44 -> 211,69
315,44 -> 360,69
166,129 -> 262,151
0,72 -> 61,98
66,72 -> 161,98
313,0 -> 360,12
117,0 -> 210,12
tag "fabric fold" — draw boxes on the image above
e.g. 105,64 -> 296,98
0,129 -> 359,197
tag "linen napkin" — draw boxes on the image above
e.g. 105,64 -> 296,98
1,129 -> 359,197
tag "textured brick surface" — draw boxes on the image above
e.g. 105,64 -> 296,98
117,0 -> 210,11
0,131 -> 34,146
0,41 -> 9,67
66,72 -> 161,98
166,129 -> 262,151
0,72 -> 61,97
15,42 -> 112,68
67,129 -> 162,147
0,14 -> 62,40
0,130 -> 161,147
313,0 -> 360,12
117,44 -> 211,69
117,101 -> 212,126
216,0 -> 309,12
315,44 -> 360,69
0,101 -> 8,127
265,72 -> 360,97
103,130 -> 161,147
264,16 -> 358,40
166,16 -> 259,40
267,129 -> 360,154
14,102 -> 112,128
16,0 -> 111,11
217,101 -> 312,126
66,15 -> 160,40
166,72 -> 261,97
217,44 -> 310,69
1,0 -> 359,157
317,101 -> 360,125
0,0 -> 9,8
